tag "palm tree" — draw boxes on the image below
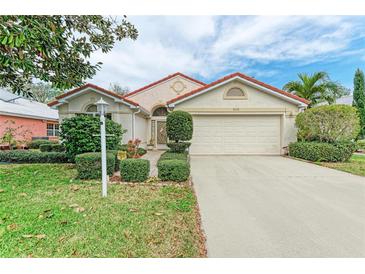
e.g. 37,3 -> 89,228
283,72 -> 349,108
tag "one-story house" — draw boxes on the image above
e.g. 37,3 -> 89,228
0,89 -> 59,145
48,72 -> 309,155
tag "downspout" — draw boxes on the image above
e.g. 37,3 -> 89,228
132,107 -> 141,140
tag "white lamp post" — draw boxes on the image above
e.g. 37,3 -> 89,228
95,98 -> 109,197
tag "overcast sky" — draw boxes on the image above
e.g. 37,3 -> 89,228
89,16 -> 365,92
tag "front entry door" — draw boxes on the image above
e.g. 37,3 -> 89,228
156,121 -> 167,145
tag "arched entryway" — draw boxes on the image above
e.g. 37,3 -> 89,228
150,106 -> 168,149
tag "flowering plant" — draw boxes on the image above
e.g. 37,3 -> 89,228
126,139 -> 142,158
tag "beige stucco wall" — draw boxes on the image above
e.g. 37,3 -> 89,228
128,75 -> 203,112
175,80 -> 303,152
175,80 -> 299,112
56,89 -> 148,145
135,115 -> 148,148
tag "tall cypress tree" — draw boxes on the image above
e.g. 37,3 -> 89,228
353,68 -> 365,138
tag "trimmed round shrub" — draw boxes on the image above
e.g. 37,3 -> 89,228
288,141 -> 357,162
60,115 -> 124,160
167,142 -> 191,153
120,158 -> 150,182
157,159 -> 190,182
0,150 -> 69,163
166,110 -> 193,142
75,152 -> 115,179
28,139 -> 54,149
296,105 -> 360,142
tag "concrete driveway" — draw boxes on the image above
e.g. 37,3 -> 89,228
191,156 -> 365,257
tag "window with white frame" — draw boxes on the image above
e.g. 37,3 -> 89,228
47,123 -> 59,137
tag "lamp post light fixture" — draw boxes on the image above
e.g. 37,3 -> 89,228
95,98 -> 109,197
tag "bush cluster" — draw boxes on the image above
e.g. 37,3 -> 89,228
118,144 -> 147,157
357,139 -> 365,150
296,105 -> 360,142
0,150 -> 69,163
120,158 -> 150,182
157,151 -> 190,182
288,141 -> 357,162
39,143 -> 65,152
60,115 -> 124,159
28,139 -> 55,149
75,152 -> 115,179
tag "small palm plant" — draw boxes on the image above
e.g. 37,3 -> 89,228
283,72 -> 349,108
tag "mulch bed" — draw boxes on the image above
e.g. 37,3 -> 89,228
109,176 -> 193,188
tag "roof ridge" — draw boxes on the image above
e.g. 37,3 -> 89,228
48,83 -> 140,107
167,72 -> 310,105
124,72 -> 205,97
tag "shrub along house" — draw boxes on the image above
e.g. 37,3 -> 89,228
49,72 -> 309,155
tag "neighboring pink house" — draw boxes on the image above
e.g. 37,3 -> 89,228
0,89 -> 59,147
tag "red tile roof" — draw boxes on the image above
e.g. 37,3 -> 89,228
47,83 -> 140,107
125,72 -> 205,97
167,72 -> 310,105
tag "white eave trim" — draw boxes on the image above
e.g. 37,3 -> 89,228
52,87 -> 140,110
0,111 -> 58,121
168,76 -> 308,108
126,74 -> 204,98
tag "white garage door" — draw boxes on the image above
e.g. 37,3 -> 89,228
190,115 -> 281,155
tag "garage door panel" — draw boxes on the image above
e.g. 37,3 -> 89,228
194,136 -> 223,144
191,115 -> 281,155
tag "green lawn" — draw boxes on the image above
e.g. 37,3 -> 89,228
0,164 -> 205,258
318,154 -> 365,177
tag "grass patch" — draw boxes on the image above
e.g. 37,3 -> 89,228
318,154 -> 365,177
0,164 -> 205,257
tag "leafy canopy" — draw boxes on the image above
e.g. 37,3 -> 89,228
11,82 -> 63,103
0,16 -> 138,96
352,68 -> 365,138
283,72 -> 349,108
60,114 -> 125,159
109,82 -> 130,96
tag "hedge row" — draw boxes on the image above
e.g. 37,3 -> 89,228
157,151 -> 190,182
28,139 -> 55,149
0,150 -> 70,163
288,141 -> 357,162
107,150 -> 120,172
39,143 -> 65,152
75,152 -> 115,179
